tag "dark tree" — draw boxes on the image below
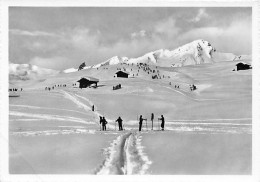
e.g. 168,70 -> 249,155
78,62 -> 86,71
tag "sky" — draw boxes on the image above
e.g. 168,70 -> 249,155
9,7 -> 252,70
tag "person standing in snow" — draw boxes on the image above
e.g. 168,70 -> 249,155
151,113 -> 154,130
92,105 -> 95,112
115,116 -> 123,131
158,115 -> 165,131
139,115 -> 147,131
101,117 -> 108,131
99,116 -> 102,131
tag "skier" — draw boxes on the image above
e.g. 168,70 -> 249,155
139,115 -> 147,131
115,116 -> 123,131
92,105 -> 95,112
158,115 -> 165,131
151,113 -> 154,130
99,116 -> 102,131
101,117 -> 108,131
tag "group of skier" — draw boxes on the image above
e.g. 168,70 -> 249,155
99,113 -> 165,131
139,114 -> 165,131
99,116 -> 108,131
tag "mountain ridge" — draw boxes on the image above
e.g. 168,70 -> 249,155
9,39 -> 251,77
80,39 -> 251,71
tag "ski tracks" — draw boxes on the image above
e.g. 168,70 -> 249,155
59,90 -> 92,113
96,132 -> 152,175
59,90 -> 119,129
9,111 -> 93,124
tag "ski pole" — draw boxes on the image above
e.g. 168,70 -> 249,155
137,115 -> 138,131
146,119 -> 148,131
158,118 -> 159,130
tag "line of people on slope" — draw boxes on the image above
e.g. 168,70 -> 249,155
9,88 -> 23,92
45,84 -> 67,91
99,114 -> 165,131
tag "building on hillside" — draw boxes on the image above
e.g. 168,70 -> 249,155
77,76 -> 99,88
115,71 -> 129,78
236,62 -> 252,71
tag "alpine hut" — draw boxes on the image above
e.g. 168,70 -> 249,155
236,62 -> 252,71
115,71 -> 129,78
77,76 -> 99,88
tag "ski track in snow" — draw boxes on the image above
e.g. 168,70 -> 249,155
59,90 -> 102,119
59,90 -> 93,113
10,104 -> 91,116
9,111 -> 94,125
75,94 -> 94,106
168,118 -> 251,122
96,132 -> 152,175
10,129 -> 97,136
166,125 -> 251,134
59,90 -> 104,126
60,90 -> 120,130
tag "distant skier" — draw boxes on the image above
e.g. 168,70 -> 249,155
139,115 -> 147,131
151,113 -> 154,130
92,105 -> 95,112
101,117 -> 108,131
158,115 -> 165,131
115,116 -> 123,131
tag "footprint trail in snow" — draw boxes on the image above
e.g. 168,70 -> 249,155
96,132 -> 152,175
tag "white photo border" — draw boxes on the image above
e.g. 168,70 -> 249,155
0,0 -> 259,182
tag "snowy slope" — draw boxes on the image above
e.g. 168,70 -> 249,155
92,56 -> 128,68
9,63 -> 59,81
63,68 -> 78,73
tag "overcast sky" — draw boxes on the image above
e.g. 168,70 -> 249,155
9,7 -> 252,70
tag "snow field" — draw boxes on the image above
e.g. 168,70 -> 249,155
9,58 -> 252,174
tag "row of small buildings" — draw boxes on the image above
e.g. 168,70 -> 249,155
77,71 -> 129,88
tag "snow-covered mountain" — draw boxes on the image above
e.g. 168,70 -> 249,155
92,56 -> 129,68
9,63 -> 59,81
88,39 -> 249,69
61,39 -> 251,73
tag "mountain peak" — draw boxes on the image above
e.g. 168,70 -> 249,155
61,39 -> 244,72
89,39 -> 220,68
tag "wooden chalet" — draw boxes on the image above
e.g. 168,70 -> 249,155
236,62 -> 252,71
77,76 -> 99,88
115,71 -> 130,78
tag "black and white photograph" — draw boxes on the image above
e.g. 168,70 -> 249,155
1,0 -> 260,181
